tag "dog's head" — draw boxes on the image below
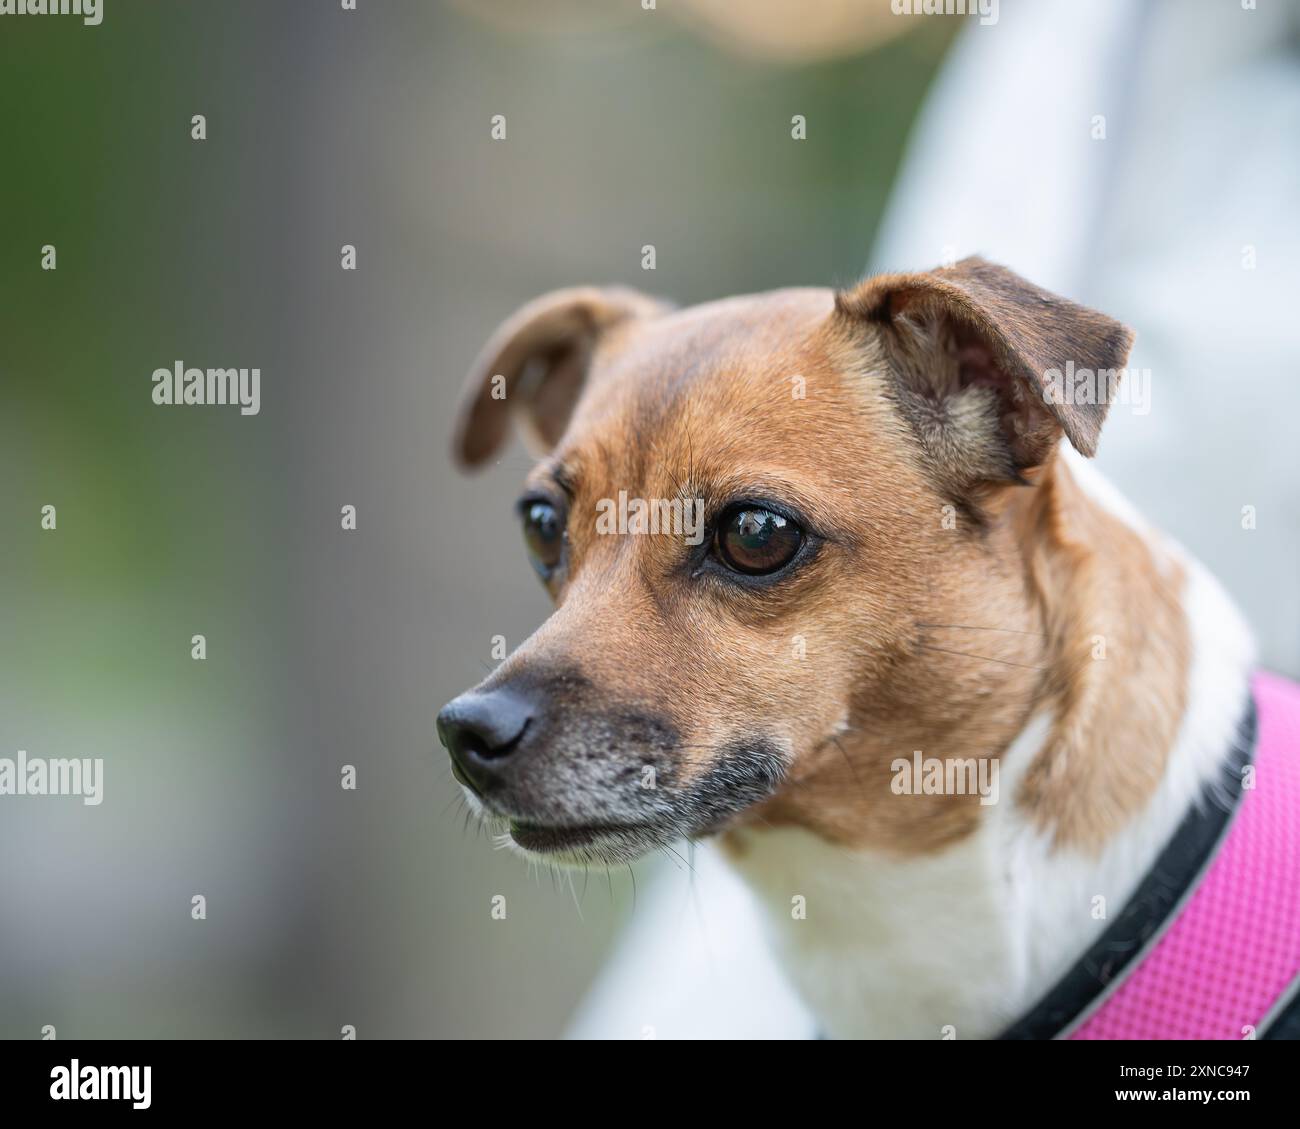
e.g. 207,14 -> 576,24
438,259 -> 1134,864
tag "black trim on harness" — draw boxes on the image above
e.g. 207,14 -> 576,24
998,695 -> 1258,1040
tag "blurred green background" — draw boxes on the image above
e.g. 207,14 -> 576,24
0,0 -> 950,1037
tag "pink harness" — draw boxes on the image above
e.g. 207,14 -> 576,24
1069,672 -> 1300,1040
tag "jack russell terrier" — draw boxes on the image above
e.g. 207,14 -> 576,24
438,258 -> 1300,1040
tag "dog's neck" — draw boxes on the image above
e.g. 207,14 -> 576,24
723,450 -> 1254,1039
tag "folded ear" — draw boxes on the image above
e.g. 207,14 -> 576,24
835,257 -> 1134,488
453,286 -> 670,469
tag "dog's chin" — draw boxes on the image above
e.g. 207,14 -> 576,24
458,786 -> 684,866
505,819 -> 676,867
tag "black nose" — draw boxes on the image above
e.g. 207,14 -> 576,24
436,689 -> 534,795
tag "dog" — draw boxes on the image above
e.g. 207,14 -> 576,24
438,258 -> 1300,1039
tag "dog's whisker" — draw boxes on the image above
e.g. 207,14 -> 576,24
829,734 -> 866,794
916,643 -> 1049,671
660,842 -> 696,874
565,869 -> 585,919
917,622 -> 1050,638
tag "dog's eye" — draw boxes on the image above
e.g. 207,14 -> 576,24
522,501 -> 564,575
715,507 -> 802,576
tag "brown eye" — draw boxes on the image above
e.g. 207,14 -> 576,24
716,507 -> 803,576
522,500 -> 564,576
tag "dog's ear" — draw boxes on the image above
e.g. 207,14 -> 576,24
453,286 -> 670,469
835,257 -> 1134,488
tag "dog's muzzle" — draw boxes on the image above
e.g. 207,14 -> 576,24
436,672 -> 788,864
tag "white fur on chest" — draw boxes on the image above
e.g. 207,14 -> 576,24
727,715 -> 1052,1039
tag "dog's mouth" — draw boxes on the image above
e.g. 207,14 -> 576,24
456,783 -> 678,862
509,819 -> 643,852
447,729 -> 790,866
505,817 -> 679,864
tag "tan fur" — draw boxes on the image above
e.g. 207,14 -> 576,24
838,259 -> 1135,462
1014,457 -> 1190,850
452,259 -> 1187,857
454,286 -> 671,467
